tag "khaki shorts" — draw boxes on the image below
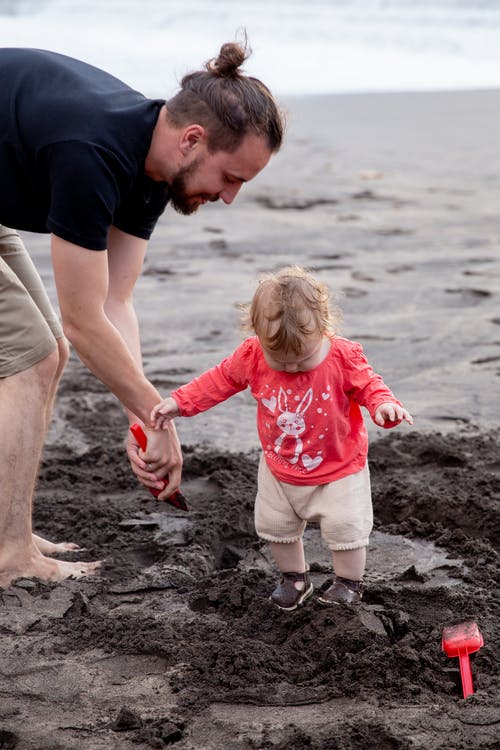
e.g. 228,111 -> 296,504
255,455 -> 373,550
0,226 -> 62,377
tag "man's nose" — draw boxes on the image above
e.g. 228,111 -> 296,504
220,183 -> 242,204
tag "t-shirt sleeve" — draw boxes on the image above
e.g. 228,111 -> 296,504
41,142 -> 169,250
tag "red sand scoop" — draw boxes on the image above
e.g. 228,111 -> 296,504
130,423 -> 189,511
442,621 -> 484,698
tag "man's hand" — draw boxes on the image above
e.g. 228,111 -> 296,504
374,402 -> 413,428
127,420 -> 182,499
150,397 -> 179,429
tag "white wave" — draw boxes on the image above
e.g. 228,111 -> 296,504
1,0 -> 499,96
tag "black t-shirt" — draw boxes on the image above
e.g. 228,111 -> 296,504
0,48 -> 170,250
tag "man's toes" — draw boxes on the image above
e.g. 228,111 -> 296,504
81,560 -> 102,575
32,535 -> 84,555
61,559 -> 102,580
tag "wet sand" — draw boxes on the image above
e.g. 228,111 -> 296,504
1,89 -> 499,749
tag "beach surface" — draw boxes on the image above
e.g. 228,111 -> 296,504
1,89 -> 499,749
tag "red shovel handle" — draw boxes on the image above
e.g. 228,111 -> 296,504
458,652 -> 474,699
129,423 -> 189,511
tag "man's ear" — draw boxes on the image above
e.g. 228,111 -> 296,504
179,124 -> 206,156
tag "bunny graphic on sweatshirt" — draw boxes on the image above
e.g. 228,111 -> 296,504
274,386 -> 314,466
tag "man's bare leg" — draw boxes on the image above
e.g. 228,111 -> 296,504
30,337 -> 86,555
0,349 -> 100,588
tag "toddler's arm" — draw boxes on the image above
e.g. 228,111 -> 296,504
151,397 -> 180,429
374,402 -> 413,428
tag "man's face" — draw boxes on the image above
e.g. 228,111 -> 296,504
167,133 -> 272,215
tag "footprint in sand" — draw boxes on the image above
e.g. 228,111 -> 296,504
337,213 -> 360,222
313,263 -> 353,272
209,239 -> 238,258
355,334 -> 397,342
209,239 -> 228,251
352,271 -> 376,282
386,264 -> 415,274
462,255 -> 496,276
341,286 -> 368,298
471,354 -> 500,366
444,287 -> 491,306
352,189 -> 380,200
375,227 -> 414,236
311,253 -> 354,273
255,195 -> 338,210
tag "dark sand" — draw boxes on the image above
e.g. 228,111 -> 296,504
1,90 -> 499,749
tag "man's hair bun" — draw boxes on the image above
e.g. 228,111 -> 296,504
206,41 -> 248,78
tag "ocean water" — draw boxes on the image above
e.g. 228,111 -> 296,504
0,0 -> 499,97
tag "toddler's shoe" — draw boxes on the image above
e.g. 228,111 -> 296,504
318,576 -> 363,605
270,571 -> 313,611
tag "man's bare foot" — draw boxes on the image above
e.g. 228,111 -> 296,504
32,533 -> 84,555
0,546 -> 101,589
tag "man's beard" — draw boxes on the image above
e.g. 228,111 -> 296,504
168,157 -> 212,216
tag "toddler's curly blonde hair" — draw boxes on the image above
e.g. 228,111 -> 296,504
241,265 -> 342,355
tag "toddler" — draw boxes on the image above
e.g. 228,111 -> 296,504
151,266 -> 413,610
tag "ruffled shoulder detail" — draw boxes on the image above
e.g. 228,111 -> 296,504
329,336 -> 365,361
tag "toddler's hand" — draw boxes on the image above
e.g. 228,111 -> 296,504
150,397 -> 180,429
374,402 -> 413,428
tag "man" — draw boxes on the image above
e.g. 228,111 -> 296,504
0,42 -> 284,587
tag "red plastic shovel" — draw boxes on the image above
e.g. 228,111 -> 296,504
442,621 -> 484,698
130,423 -> 189,511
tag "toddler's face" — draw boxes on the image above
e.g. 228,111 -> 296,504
262,335 -> 328,373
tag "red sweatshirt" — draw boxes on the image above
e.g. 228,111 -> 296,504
171,336 -> 402,486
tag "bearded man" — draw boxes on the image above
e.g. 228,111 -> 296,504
0,42 -> 283,586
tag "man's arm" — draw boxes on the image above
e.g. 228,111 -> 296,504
105,227 -> 182,497
51,230 -> 181,498
104,226 -> 146,378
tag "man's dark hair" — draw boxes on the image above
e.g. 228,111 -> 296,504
165,37 -> 285,154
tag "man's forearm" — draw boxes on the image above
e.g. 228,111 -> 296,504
103,296 -> 146,425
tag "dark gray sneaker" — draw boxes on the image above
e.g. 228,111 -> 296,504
318,577 -> 363,605
270,571 -> 314,611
